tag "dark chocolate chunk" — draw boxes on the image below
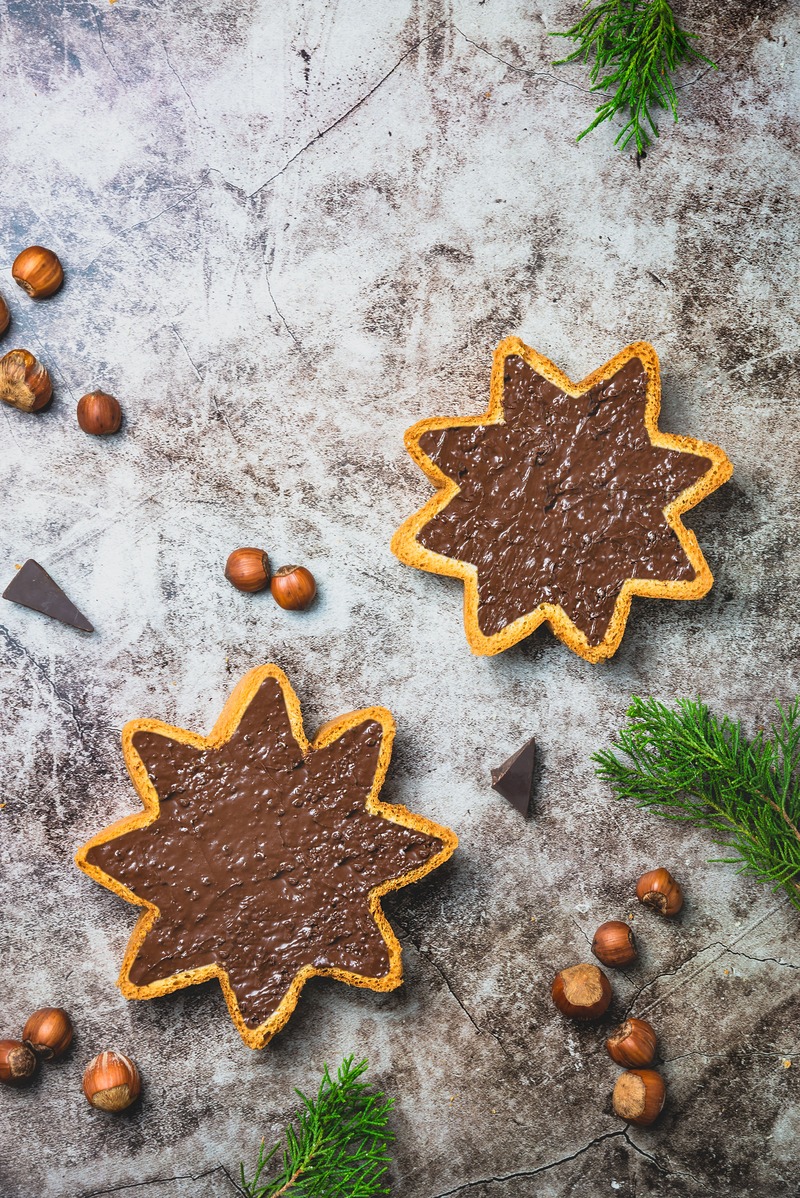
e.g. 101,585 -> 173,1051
2,559 -> 93,632
491,736 -> 536,817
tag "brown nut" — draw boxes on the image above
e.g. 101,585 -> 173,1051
22,1007 -> 73,1060
0,348 -> 52,413
0,292 -> 9,336
83,1051 -> 141,1112
270,564 -> 316,611
0,1039 -> 37,1085
12,246 -> 64,299
612,1068 -> 666,1126
551,963 -> 612,1021
636,868 -> 683,917
225,547 -> 270,593
77,391 -> 122,435
592,920 -> 638,968
606,1018 -> 657,1068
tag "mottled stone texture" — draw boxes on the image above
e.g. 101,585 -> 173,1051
0,1 -> 798,1195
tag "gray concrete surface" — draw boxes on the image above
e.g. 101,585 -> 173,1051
1,1 -> 799,1194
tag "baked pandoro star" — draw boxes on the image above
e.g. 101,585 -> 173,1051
75,665 -> 457,1048
391,338 -> 732,662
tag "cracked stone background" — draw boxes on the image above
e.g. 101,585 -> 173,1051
0,0 -> 799,1194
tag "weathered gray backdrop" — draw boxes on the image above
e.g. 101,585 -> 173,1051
1,1 -> 798,1194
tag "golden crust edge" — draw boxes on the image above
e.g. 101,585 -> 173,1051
391,338 -> 733,663
74,664 -> 458,1049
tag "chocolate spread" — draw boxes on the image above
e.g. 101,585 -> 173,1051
417,356 -> 711,645
86,678 -> 442,1028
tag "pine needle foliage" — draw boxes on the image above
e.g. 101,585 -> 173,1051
593,697 -> 800,909
240,1057 -> 393,1198
551,0 -> 715,154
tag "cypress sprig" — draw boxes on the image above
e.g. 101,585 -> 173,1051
551,0 -> 716,154
240,1057 -> 393,1198
593,697 -> 800,909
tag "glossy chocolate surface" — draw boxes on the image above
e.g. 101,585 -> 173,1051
417,356 -> 711,645
86,678 -> 442,1028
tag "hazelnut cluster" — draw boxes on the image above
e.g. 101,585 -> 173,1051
0,245 -> 124,435
225,548 -> 317,611
550,867 -> 684,1127
0,1005 -> 141,1114
0,1007 -> 72,1086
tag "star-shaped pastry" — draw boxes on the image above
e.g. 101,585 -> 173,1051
75,665 -> 457,1048
391,338 -> 732,661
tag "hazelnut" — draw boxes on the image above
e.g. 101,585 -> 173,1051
0,292 -> 9,336
77,390 -> 122,435
592,920 -> 638,968
270,565 -> 316,611
0,348 -> 52,412
636,868 -> 683,917
612,1068 -> 666,1126
22,1007 -> 73,1060
83,1050 -> 141,1112
551,963 -> 612,1021
0,1039 -> 37,1085
225,547 -> 270,593
606,1018 -> 657,1068
12,245 -> 64,299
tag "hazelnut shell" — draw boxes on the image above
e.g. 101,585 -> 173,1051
636,868 -> 684,917
591,920 -> 638,968
606,1018 -> 657,1068
0,348 -> 52,412
0,1039 -> 37,1085
225,547 -> 270,593
77,391 -> 122,435
612,1068 -> 666,1126
551,963 -> 613,1021
270,565 -> 316,610
22,1007 -> 73,1060
83,1050 -> 141,1112
12,245 -> 64,300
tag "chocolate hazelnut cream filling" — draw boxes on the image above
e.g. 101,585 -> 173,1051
86,679 -> 442,1028
416,355 -> 712,645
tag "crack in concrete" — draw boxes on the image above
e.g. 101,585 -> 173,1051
0,624 -> 91,746
265,268 -> 301,348
626,904 -> 788,1018
160,34 -> 201,122
83,177 -> 211,270
397,920 -> 512,1060
663,1048 -> 797,1065
169,322 -> 204,382
674,17 -> 762,92
570,914 -> 594,948
81,1162 -> 243,1197
426,1125 -> 695,1195
93,10 -> 125,86
247,26 -> 447,200
715,944 -> 800,970
453,26 -> 594,95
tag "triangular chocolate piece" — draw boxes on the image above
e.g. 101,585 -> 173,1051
3,560 -> 93,632
491,736 -> 535,817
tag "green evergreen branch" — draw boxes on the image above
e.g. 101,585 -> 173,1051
240,1057 -> 393,1198
551,0 -> 716,154
593,697 -> 800,909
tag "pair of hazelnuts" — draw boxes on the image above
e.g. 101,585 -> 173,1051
0,246 -> 123,433
551,868 -> 684,1127
0,1007 -> 140,1113
225,547 -> 317,611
